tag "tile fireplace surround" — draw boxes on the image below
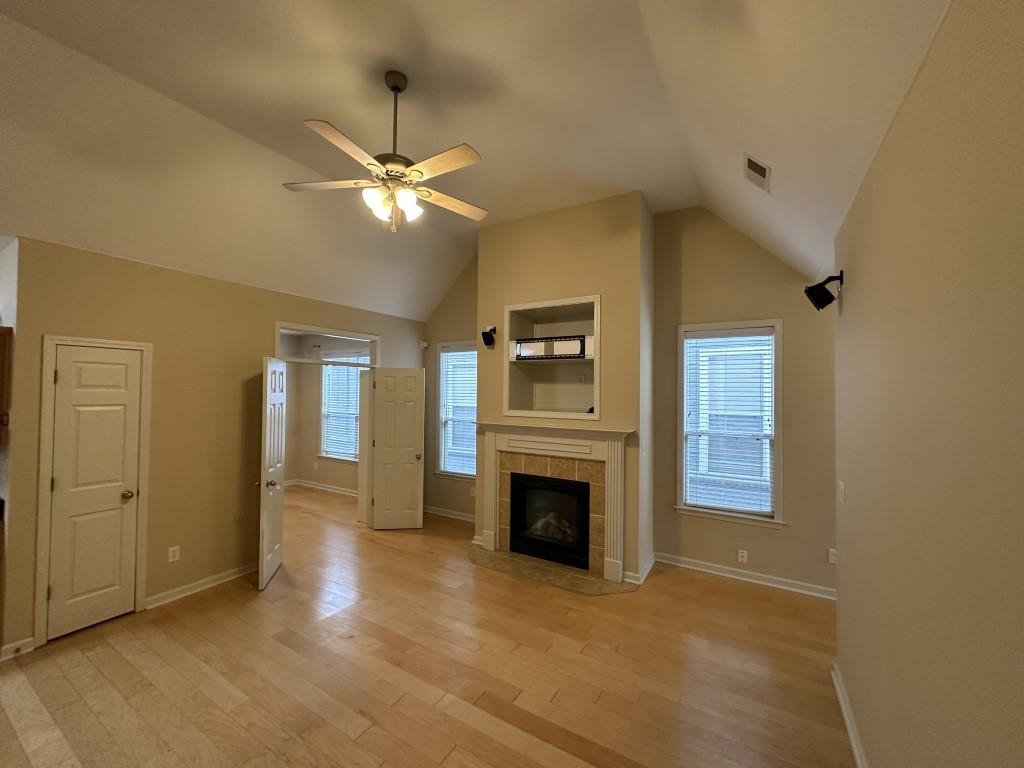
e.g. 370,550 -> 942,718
478,424 -> 629,582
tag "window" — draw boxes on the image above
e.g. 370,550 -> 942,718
321,355 -> 370,461
679,322 -> 779,517
439,343 -> 477,476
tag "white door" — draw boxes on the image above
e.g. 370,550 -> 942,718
49,345 -> 141,639
369,368 -> 425,530
259,357 -> 286,590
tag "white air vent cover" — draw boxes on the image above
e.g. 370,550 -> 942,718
744,154 -> 771,192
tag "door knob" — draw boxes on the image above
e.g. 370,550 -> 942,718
415,453 -> 422,461
121,490 -> 135,501
266,480 -> 278,488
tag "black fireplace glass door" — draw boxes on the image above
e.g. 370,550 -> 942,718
510,473 -> 590,569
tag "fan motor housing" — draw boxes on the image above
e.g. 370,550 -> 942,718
374,152 -> 414,176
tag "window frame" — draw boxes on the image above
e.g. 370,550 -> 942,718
676,319 -> 784,524
319,354 -> 372,463
437,341 -> 478,479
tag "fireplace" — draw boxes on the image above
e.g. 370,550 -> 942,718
510,472 -> 590,570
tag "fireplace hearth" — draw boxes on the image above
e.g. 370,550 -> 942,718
510,472 -> 590,570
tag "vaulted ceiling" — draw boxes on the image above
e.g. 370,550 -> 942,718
0,0 -> 949,320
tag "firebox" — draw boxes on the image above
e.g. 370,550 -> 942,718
510,472 -> 590,570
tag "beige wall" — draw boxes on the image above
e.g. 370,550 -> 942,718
477,193 -> 647,431
653,208 -> 836,589
424,258 -> 478,519
2,239 -> 423,645
477,193 -> 652,573
834,1 -> 1024,765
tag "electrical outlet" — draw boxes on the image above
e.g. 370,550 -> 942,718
469,485 -> 475,497
313,460 -> 319,470
168,545 -> 180,563
737,549 -> 748,564
828,548 -> 838,565
837,480 -> 846,504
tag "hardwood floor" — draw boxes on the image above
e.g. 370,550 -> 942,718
1,486 -> 854,767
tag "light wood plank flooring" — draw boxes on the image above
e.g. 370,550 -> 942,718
1,486 -> 854,767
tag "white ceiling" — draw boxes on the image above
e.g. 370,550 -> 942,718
0,0 -> 949,319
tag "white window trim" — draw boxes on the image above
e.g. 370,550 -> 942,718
676,319 -> 784,523
438,340 -> 478,478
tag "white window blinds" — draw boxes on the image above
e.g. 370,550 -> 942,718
681,326 -> 776,516
439,345 -> 477,476
321,356 -> 370,461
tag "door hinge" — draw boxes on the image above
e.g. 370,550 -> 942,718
372,439 -> 375,447
371,497 -> 375,506
46,585 -> 51,601
373,381 -> 376,389
53,369 -> 58,384
50,477 -> 55,493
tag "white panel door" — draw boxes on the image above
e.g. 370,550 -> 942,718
259,357 -> 286,590
49,345 -> 141,639
369,368 -> 424,530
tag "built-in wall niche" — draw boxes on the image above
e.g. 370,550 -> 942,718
504,296 -> 599,419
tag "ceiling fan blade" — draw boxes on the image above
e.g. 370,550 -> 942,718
283,179 -> 375,192
417,187 -> 488,222
304,120 -> 379,171
406,144 -> 481,182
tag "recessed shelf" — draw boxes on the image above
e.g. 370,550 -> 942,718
503,296 -> 599,419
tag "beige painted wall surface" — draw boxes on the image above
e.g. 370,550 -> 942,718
285,362 -> 360,492
834,1 -> 1024,765
3,239 -> 422,644
477,193 -> 650,572
653,208 -> 836,589
477,193 -> 646,431
424,258 -> 478,519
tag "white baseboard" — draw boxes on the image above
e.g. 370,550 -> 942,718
145,563 -> 257,609
283,479 -> 357,497
653,552 -> 836,600
624,552 -> 657,585
472,535 -> 484,547
425,506 -> 475,523
0,637 -> 35,661
832,664 -> 869,768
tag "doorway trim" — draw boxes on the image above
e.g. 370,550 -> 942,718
34,335 -> 154,646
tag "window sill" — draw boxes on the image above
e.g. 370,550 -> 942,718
674,505 -> 787,528
318,454 -> 358,465
434,470 -> 476,483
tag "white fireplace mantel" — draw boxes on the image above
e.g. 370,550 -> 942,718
478,422 -> 633,582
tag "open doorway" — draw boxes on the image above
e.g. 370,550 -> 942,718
275,322 -> 379,509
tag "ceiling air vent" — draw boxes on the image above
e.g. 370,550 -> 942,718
744,154 -> 771,192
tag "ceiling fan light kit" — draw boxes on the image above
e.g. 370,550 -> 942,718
283,70 -> 486,232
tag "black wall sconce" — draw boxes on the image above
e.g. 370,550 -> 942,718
804,271 -> 844,311
481,325 -> 496,348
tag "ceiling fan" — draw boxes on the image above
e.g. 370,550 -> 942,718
283,70 -> 487,231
